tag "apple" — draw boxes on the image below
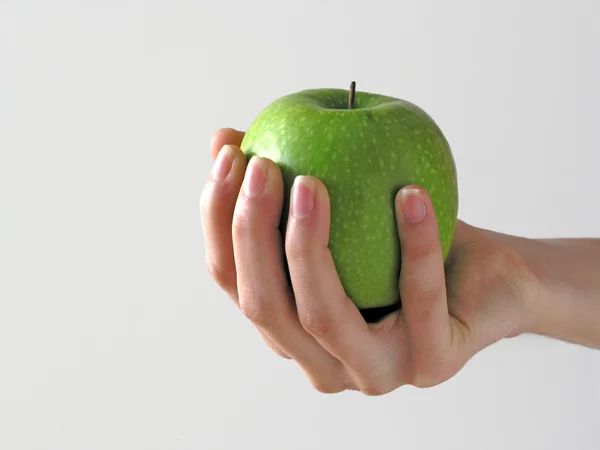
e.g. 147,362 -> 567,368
240,83 -> 458,312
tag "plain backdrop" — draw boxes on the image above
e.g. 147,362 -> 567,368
1,1 -> 599,449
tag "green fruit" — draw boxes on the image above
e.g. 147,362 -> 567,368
240,84 -> 458,310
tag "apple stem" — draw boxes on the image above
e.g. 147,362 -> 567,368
348,81 -> 356,109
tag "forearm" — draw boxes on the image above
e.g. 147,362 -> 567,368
508,235 -> 600,348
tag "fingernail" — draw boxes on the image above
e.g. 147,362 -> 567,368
291,176 -> 315,219
400,188 -> 426,224
243,157 -> 269,197
212,145 -> 236,180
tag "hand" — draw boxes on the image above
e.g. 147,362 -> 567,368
200,128 -> 540,395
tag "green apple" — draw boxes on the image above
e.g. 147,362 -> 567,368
240,83 -> 458,311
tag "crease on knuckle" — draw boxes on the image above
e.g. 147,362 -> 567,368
408,353 -> 449,388
200,180 -> 234,213
357,362 -> 401,396
299,308 -> 334,337
284,237 -> 312,262
232,208 -> 254,234
404,237 -> 439,264
399,280 -> 442,324
206,259 -> 235,290
360,385 -> 391,396
309,378 -> 346,394
239,291 -> 277,328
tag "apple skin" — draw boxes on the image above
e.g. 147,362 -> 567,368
240,88 -> 458,310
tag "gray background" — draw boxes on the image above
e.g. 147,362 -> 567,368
1,0 -> 600,449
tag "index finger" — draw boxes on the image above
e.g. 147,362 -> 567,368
210,128 -> 246,160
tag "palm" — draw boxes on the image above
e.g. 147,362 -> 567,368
202,127 -> 535,394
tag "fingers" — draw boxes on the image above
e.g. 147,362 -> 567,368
210,128 -> 245,160
395,186 -> 452,386
285,176 -> 398,394
200,144 -> 247,299
201,141 -> 291,360
232,158 -> 347,392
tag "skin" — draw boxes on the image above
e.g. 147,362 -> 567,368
200,127 -> 600,395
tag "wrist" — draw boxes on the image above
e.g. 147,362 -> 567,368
478,229 -> 542,338
505,236 -> 600,348
511,238 -> 552,337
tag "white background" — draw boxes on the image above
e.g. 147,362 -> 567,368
1,1 -> 599,449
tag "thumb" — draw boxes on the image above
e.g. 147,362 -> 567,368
395,186 -> 451,351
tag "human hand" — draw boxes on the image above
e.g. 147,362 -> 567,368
200,127 -> 540,395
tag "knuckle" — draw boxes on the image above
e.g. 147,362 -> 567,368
400,272 -> 439,297
410,372 -> 442,389
239,292 -> 277,328
284,234 -> 311,261
232,206 -> 254,234
358,366 -> 402,396
232,195 -> 278,237
309,378 -> 346,394
360,385 -> 391,396
299,309 -> 334,337
404,237 -> 439,264
206,259 -> 235,291
200,178 -> 234,212
408,354 -> 450,388
399,278 -> 441,320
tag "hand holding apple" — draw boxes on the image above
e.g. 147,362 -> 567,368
239,83 -> 459,310
200,127 -> 539,394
